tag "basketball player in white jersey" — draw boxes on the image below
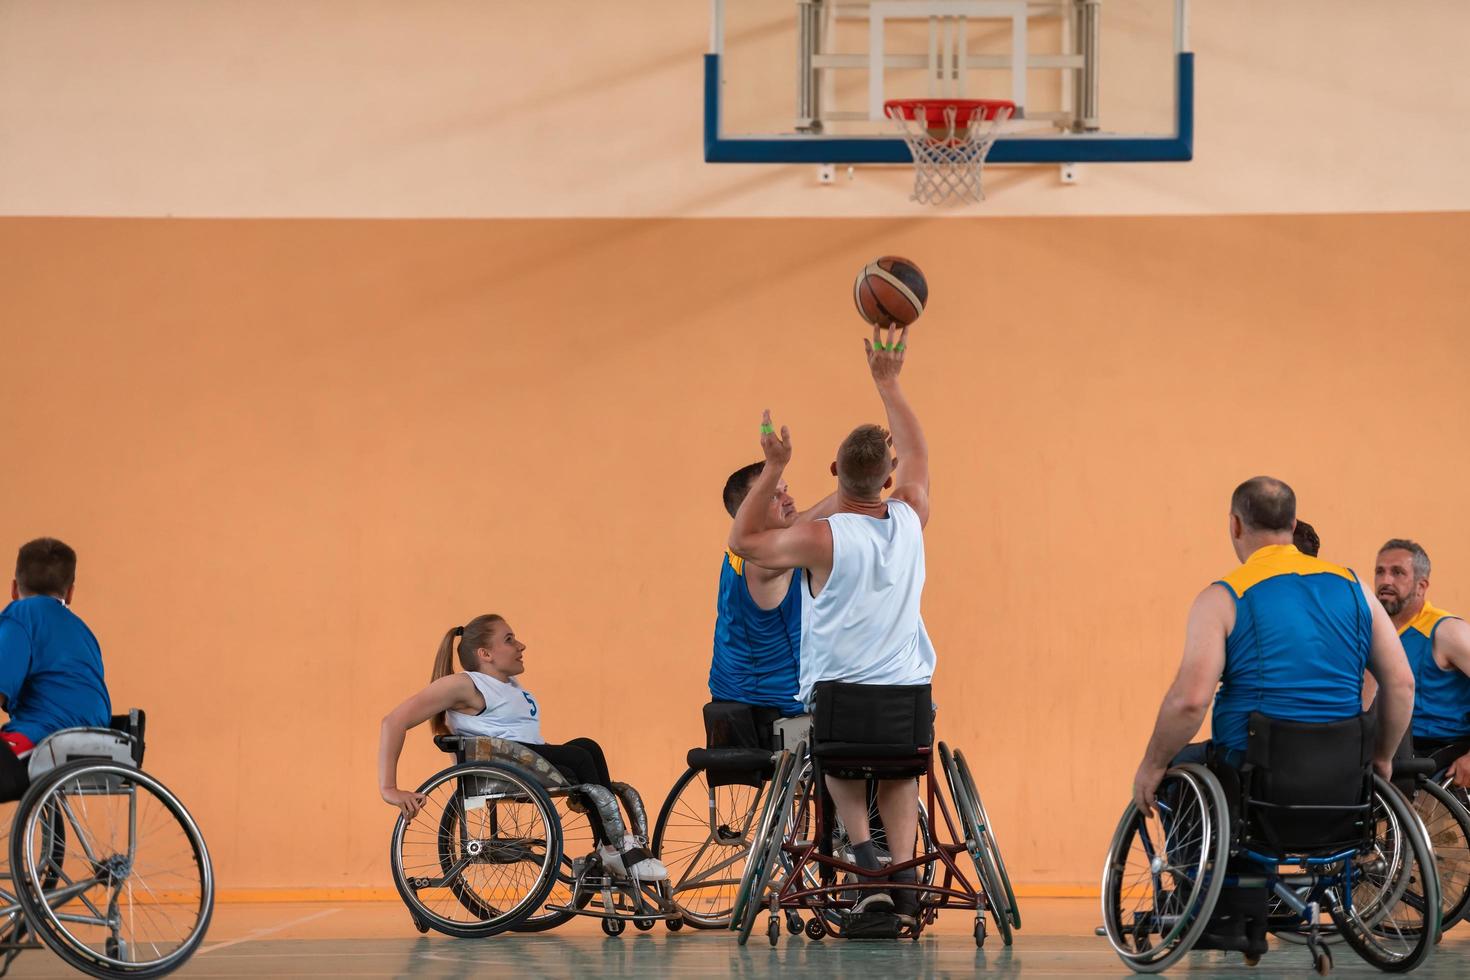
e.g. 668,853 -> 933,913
728,323 -> 933,918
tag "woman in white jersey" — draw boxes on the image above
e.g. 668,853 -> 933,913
377,613 -> 666,880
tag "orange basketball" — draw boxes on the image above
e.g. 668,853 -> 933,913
853,256 -> 927,328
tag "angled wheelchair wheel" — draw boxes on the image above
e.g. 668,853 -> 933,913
954,748 -> 1020,930
1411,780 -> 1470,931
732,748 -> 801,945
1334,776 -> 1440,972
1100,764 -> 1229,974
392,761 -> 560,939
653,766 -> 769,929
10,761 -> 214,980
939,743 -> 1011,946
510,792 -> 595,932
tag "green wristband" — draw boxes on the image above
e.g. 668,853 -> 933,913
760,424 -> 775,435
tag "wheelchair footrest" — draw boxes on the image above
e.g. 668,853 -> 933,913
842,909 -> 905,940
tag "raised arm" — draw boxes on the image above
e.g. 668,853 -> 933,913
1361,582 -> 1414,777
378,672 -> 480,818
865,324 -> 929,526
728,411 -> 834,572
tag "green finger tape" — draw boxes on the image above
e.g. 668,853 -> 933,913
760,424 -> 775,435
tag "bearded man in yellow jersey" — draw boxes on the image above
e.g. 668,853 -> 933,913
1374,539 -> 1470,784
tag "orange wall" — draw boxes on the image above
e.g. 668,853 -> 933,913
1,213 -> 1467,890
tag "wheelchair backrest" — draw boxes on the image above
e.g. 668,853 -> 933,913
431,733 -> 570,790
811,681 -> 933,753
1240,711 -> 1374,854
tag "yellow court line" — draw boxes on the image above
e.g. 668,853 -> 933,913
215,883 -> 1102,903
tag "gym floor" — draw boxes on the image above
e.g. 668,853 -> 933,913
7,899 -> 1466,978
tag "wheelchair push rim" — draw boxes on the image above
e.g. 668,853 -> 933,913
954,747 -> 1021,930
391,761 -> 561,939
1100,764 -> 1229,973
939,742 -> 1012,945
1332,776 -> 1441,972
9,760 -> 214,979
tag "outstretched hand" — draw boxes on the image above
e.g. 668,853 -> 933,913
864,323 -> 909,385
759,409 -> 792,467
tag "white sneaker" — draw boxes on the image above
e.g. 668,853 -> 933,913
619,835 -> 669,881
598,844 -> 628,877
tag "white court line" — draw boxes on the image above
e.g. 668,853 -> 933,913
196,908 -> 342,955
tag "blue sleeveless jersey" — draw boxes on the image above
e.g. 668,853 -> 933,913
1401,602 -> 1470,740
1211,544 -> 1371,752
710,550 -> 803,715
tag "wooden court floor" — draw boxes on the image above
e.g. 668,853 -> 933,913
7,898 -> 1469,978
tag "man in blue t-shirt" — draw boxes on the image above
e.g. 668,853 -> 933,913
707,461 -> 839,744
0,538 -> 112,800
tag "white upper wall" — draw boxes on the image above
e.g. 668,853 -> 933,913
1,0 -> 1466,217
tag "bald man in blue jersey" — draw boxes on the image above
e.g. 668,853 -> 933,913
1132,476 -> 1415,815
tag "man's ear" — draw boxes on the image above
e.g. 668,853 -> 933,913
1229,513 -> 1243,540
830,461 -> 838,477
63,583 -> 76,605
9,581 -> 17,602
883,476 -> 893,490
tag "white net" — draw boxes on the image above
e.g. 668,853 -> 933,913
885,102 -> 1014,205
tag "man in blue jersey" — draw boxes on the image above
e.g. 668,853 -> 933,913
0,538 -> 112,800
1373,539 -> 1470,784
1131,477 -> 1414,815
708,463 -> 808,732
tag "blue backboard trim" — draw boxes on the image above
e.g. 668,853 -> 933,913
704,52 -> 1193,165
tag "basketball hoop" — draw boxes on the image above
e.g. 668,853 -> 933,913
883,99 -> 1015,205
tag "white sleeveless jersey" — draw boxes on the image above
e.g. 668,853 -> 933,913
798,498 -> 936,705
445,671 -> 544,744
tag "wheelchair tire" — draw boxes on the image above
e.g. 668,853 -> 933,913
954,748 -> 1021,930
940,743 -> 1011,946
1410,779 -> 1470,931
734,748 -> 802,946
1333,776 -> 1440,972
653,765 -> 770,929
1099,764 -> 1229,974
10,761 -> 214,980
391,761 -> 560,939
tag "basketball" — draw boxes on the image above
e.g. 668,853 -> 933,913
853,256 -> 927,328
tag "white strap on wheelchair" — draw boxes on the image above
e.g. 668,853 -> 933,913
27,727 -> 138,781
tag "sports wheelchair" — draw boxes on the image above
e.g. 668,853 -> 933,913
724,682 -> 1020,947
0,710 -> 215,979
1101,712 -> 1440,975
390,734 -> 680,937
651,704 -> 817,929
